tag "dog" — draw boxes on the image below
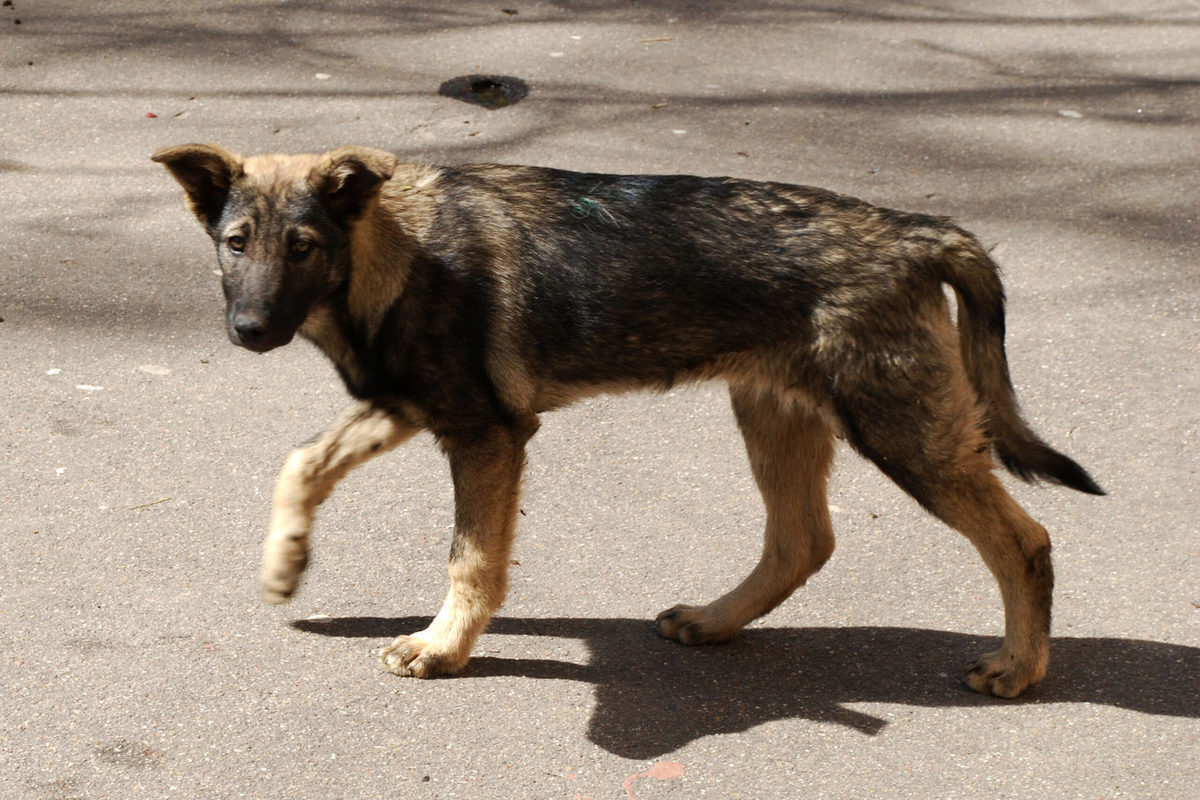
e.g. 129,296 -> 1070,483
153,143 -> 1103,698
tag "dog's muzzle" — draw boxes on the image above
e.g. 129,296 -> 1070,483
229,312 -> 293,353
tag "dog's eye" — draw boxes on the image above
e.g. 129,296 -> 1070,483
290,239 -> 314,259
227,235 -> 246,254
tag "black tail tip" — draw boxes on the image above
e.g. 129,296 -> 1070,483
1052,460 -> 1106,496
999,446 -> 1105,496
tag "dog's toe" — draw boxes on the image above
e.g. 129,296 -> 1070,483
379,634 -> 461,678
259,568 -> 303,605
654,604 -> 734,645
964,650 -> 1042,699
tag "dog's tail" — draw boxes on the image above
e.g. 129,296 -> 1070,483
931,231 -> 1104,495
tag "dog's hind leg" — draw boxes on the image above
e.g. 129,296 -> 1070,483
831,325 -> 1054,698
260,401 -> 418,604
941,476 -> 1053,698
380,419 -> 536,678
656,385 -> 836,644
852,428 -> 1053,698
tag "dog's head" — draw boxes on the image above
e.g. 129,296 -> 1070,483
153,143 -> 397,352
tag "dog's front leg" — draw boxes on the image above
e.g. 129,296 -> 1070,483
380,421 -> 534,678
260,401 -> 418,604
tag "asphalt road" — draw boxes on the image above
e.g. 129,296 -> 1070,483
1,2 -> 1197,798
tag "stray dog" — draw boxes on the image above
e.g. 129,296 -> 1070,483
153,143 -> 1103,698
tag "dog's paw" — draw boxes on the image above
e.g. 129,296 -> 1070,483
259,572 -> 302,605
654,604 -> 737,645
378,634 -> 465,678
259,553 -> 307,605
259,531 -> 310,605
964,649 -> 1044,699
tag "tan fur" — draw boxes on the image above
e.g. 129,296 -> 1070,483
658,384 -> 837,643
349,165 -> 442,345
261,402 -> 418,604
381,421 -> 536,676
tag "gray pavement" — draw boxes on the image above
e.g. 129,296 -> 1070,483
2,2 -> 1198,798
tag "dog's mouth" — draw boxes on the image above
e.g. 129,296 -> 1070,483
231,332 -> 294,353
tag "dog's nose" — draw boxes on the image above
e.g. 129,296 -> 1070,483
232,314 -> 268,347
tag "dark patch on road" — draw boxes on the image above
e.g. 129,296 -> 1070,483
438,75 -> 529,109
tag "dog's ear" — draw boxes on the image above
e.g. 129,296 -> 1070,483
310,147 -> 398,224
152,143 -> 244,228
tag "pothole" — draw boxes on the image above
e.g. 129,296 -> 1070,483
438,75 -> 529,110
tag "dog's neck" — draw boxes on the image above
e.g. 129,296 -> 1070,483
345,165 -> 441,346
298,164 -> 444,398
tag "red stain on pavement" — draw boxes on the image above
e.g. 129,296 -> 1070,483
623,761 -> 684,799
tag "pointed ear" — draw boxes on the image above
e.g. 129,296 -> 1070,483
310,146 -> 397,224
151,143 -> 244,228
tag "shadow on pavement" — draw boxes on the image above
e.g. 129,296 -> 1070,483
293,615 -> 1199,759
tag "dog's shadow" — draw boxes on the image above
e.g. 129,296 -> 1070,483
292,615 -> 1199,759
